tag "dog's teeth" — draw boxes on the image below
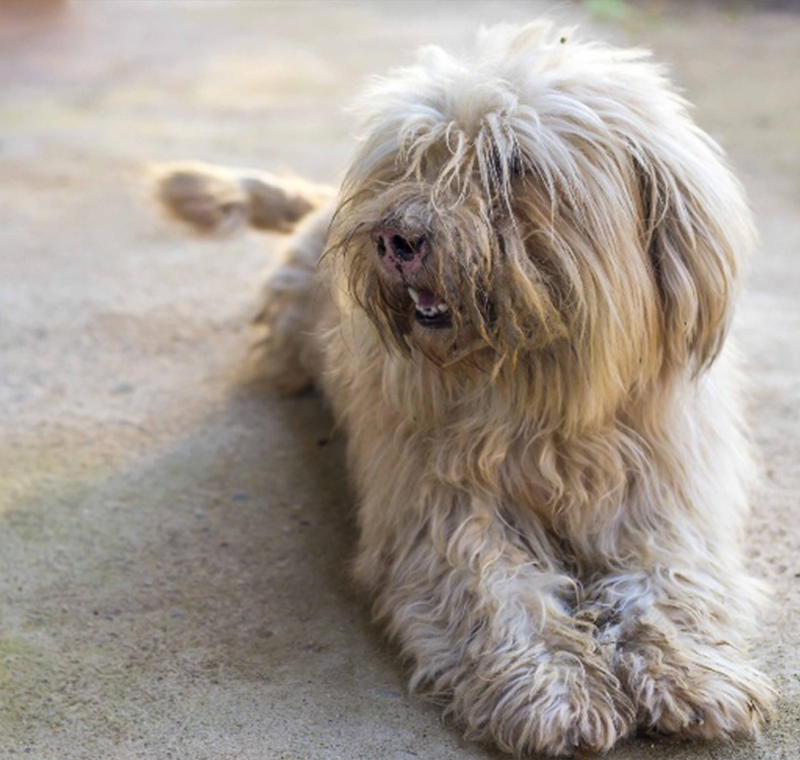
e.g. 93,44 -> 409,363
409,288 -> 450,320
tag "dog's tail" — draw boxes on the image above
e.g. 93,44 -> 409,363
154,162 -> 334,235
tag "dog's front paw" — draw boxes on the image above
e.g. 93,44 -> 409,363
614,624 -> 776,740
448,649 -> 634,757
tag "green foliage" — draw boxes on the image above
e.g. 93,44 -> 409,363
584,0 -> 633,22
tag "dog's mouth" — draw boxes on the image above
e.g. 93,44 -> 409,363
408,286 -> 452,329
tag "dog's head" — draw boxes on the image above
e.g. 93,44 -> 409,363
328,21 -> 753,391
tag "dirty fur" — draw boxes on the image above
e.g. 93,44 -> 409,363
158,21 -> 775,757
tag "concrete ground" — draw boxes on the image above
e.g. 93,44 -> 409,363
1,1 -> 798,758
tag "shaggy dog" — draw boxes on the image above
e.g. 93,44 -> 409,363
158,21 -> 775,756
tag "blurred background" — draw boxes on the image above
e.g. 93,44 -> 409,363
0,2 -> 798,759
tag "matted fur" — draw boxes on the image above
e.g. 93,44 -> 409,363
158,21 -> 775,757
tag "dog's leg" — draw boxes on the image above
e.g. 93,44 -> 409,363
153,162 -> 338,393
155,161 -> 334,235
355,496 -> 635,757
252,205 -> 338,394
586,558 -> 776,740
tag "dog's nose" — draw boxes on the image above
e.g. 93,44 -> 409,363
372,227 -> 428,277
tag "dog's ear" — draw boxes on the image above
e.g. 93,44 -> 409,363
633,131 -> 755,372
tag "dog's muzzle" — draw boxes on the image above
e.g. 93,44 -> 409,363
371,227 -> 452,329
372,227 -> 428,278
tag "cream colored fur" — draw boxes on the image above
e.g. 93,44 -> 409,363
158,21 -> 775,757
156,161 -> 333,235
